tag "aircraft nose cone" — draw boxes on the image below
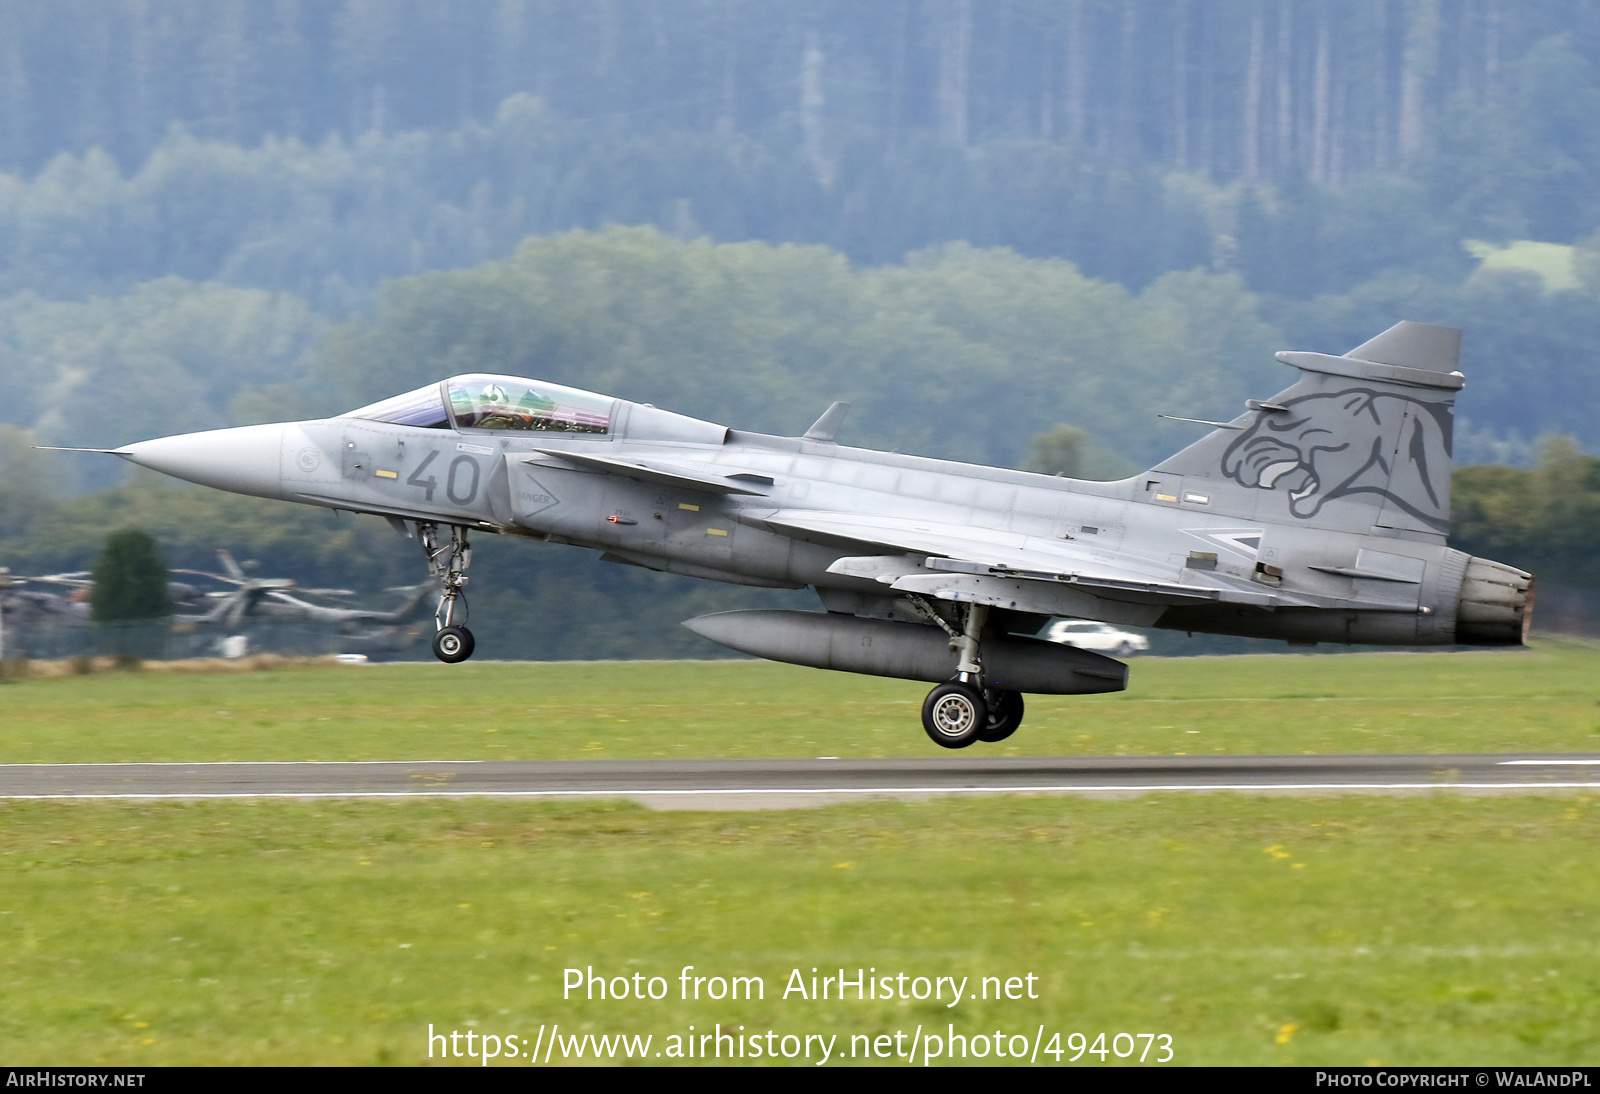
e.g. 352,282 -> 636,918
119,424 -> 287,500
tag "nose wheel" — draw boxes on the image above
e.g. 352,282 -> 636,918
418,522 -> 476,663
432,625 -> 475,663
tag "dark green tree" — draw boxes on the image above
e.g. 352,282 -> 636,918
1451,437 -> 1600,589
90,529 -> 173,622
1024,424 -> 1090,478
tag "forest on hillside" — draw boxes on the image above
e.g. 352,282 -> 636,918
2,1 -> 1600,296
5,1 -> 1595,194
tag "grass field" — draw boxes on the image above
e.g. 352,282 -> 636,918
2,796 -> 1598,1066
1,641 -> 1598,762
2,644 -> 1599,1067
1465,239 -> 1580,291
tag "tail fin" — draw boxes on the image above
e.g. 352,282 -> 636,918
1145,321 -> 1462,539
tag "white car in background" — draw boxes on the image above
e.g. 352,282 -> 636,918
1044,619 -> 1151,657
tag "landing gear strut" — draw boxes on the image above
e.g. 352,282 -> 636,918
914,601 -> 1028,749
418,522 -> 475,663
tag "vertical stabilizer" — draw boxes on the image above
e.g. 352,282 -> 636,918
1144,322 -> 1463,539
1346,320 -> 1461,372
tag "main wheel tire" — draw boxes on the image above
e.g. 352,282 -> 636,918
977,689 -> 1025,742
432,625 -> 475,663
922,682 -> 987,749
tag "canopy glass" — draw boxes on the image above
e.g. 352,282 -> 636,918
345,376 -> 614,434
446,375 -> 613,434
345,383 -> 451,429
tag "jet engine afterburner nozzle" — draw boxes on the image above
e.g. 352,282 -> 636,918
1454,556 -> 1534,645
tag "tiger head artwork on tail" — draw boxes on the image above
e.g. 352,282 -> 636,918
1146,320 -> 1463,539
1220,388 -> 1454,532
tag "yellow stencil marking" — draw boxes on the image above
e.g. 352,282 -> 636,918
678,503 -> 700,511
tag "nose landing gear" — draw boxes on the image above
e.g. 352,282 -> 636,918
418,522 -> 475,663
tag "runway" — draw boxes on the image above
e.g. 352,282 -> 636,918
2,754 -> 1599,808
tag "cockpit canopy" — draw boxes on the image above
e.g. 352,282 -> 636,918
345,383 -> 452,428
346,375 -> 615,434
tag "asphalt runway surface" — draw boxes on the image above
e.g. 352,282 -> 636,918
3,754 -> 1599,809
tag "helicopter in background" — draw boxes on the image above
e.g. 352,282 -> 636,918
0,551 -> 432,659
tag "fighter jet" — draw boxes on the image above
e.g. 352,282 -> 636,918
49,321 -> 1532,747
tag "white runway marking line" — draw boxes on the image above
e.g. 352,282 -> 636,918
0,760 -> 487,768
1500,759 -> 1600,766
5,781 -> 1600,800
1123,695 -> 1560,702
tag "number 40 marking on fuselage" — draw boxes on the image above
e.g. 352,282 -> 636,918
407,450 -> 479,505
407,450 -> 439,501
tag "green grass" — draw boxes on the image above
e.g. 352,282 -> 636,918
1465,239 -> 1580,291
4,646 -> 1600,1066
1,795 -> 1597,1066
2,641 -> 1597,762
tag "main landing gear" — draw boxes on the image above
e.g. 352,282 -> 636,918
914,600 -> 1027,749
922,683 -> 1027,749
418,522 -> 475,663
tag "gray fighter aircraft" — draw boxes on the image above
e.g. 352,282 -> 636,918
50,321 -> 1532,747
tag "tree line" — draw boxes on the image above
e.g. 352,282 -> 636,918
4,227 -> 1598,497
1,227 -> 1596,658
